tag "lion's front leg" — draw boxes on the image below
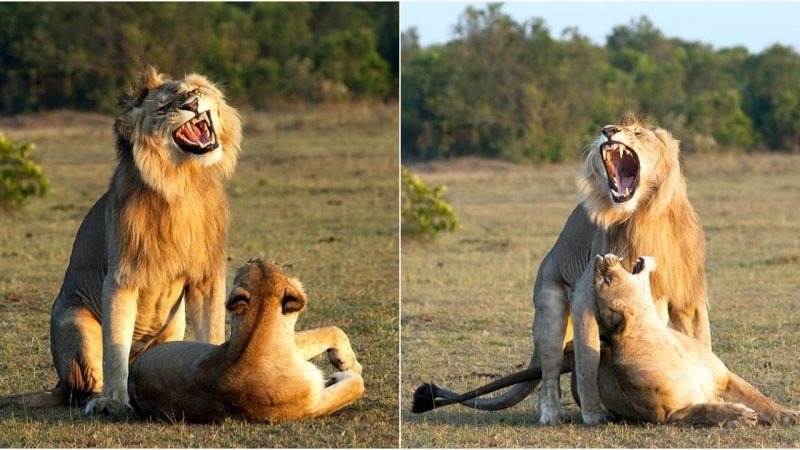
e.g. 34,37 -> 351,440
571,269 -> 611,425
85,277 -> 137,416
295,327 -> 362,374
186,272 -> 226,344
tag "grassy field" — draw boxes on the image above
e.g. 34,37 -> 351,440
0,103 -> 398,447
401,154 -> 800,447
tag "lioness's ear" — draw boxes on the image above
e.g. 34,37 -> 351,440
281,278 -> 307,314
598,300 -> 629,335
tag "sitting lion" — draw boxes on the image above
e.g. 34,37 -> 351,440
127,259 -> 365,422
414,254 -> 798,427
420,115 -> 711,425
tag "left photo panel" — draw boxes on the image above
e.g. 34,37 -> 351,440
0,3 -> 399,448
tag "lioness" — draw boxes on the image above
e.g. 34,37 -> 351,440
128,259 -> 365,422
414,254 -> 799,428
424,115 -> 709,424
0,66 -> 241,415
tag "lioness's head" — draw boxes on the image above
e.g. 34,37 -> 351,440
114,65 -> 242,198
578,114 -> 683,228
226,260 -> 307,349
593,253 -> 656,336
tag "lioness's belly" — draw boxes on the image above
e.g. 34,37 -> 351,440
600,334 -> 720,423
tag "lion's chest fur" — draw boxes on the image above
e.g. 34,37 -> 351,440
112,168 -> 228,288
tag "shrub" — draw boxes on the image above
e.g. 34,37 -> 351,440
401,166 -> 458,238
0,131 -> 49,206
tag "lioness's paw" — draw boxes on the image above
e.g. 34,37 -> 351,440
84,396 -> 133,417
581,408 -> 612,426
725,405 -> 757,428
327,348 -> 362,374
768,409 -> 799,426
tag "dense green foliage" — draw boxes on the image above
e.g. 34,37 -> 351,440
0,132 -> 49,206
401,166 -> 458,238
402,4 -> 800,162
0,2 -> 398,114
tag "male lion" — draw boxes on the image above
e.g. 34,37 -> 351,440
420,115 -> 709,424
414,254 -> 798,428
0,66 -> 241,415
128,259 -> 365,422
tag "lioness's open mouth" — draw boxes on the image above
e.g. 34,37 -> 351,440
600,141 -> 639,203
173,110 -> 219,155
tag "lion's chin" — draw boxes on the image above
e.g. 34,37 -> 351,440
600,141 -> 639,203
173,110 -> 219,155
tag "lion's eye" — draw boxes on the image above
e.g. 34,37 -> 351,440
156,104 -> 170,114
603,276 -> 613,285
189,88 -> 199,96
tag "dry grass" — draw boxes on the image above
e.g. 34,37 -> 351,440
401,153 -> 800,447
0,103 -> 399,447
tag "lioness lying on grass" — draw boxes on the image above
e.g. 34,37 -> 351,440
414,254 -> 798,427
128,259 -> 364,422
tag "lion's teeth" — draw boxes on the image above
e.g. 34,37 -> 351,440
624,187 -> 631,196
619,147 -> 624,158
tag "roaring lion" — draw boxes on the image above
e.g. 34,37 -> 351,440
415,254 -> 798,428
0,66 -> 241,415
128,259 -> 365,422
417,115 -> 709,424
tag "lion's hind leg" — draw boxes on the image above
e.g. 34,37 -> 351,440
50,303 -> 103,406
667,403 -> 758,428
721,372 -> 799,425
309,371 -> 365,418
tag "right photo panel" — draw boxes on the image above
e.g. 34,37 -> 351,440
401,2 -> 800,447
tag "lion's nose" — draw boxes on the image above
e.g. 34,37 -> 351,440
180,97 -> 199,113
602,125 -> 621,139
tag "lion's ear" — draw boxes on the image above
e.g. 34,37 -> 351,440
141,64 -> 166,90
120,65 -> 167,110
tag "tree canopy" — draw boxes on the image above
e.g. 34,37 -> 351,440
0,2 -> 398,114
402,4 -> 800,162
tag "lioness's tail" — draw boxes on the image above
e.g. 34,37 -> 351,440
0,391 -> 63,408
412,347 -> 574,413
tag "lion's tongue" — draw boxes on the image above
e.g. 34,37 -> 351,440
614,157 -> 637,193
180,121 -> 211,146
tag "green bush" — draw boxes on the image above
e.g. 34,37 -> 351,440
401,166 -> 458,238
0,131 -> 49,206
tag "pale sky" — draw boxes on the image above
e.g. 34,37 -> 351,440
401,2 -> 800,53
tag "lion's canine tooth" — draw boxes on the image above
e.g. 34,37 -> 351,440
619,147 -> 624,158
624,187 -> 631,196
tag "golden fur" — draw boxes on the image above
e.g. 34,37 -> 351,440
414,255 -> 797,428
421,116 -> 710,425
0,66 -> 241,415
128,260 -> 365,422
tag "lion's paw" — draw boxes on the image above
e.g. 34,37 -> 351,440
581,408 -> 612,426
538,406 -> 572,425
85,395 -> 132,417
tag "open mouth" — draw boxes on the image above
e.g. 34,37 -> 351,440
600,141 -> 639,203
173,110 -> 219,155
631,257 -> 645,275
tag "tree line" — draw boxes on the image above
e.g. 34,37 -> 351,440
402,4 -> 800,162
0,2 -> 398,115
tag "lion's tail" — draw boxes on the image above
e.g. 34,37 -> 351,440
412,368 -> 543,413
412,346 -> 575,413
0,390 -> 63,408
